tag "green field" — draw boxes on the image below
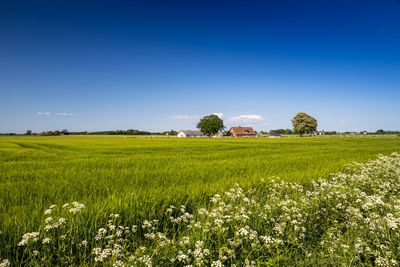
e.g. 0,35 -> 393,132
1,135 -> 400,265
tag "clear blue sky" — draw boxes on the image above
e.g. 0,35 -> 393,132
1,0 -> 399,133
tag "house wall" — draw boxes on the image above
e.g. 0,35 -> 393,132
228,129 -> 256,138
177,132 -> 207,138
177,132 -> 186,138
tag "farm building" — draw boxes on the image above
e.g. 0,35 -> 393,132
177,130 -> 207,138
268,132 -> 281,138
214,132 -> 224,138
228,126 -> 256,138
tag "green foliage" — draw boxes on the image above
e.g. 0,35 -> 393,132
1,136 -> 400,265
25,130 -> 32,135
291,112 -> 318,134
162,130 -> 178,136
89,129 -> 155,135
196,114 -> 224,137
270,129 -> 293,134
376,129 -> 385,134
323,131 -> 338,135
39,131 -> 61,136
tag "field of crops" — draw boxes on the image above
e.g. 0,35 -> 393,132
1,135 -> 400,265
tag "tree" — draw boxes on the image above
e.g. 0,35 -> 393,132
61,129 -> 69,135
270,129 -> 293,135
25,129 -> 32,135
196,114 -> 224,137
291,112 -> 318,134
162,130 -> 178,136
376,129 -> 385,134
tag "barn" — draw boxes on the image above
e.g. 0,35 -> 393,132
177,130 -> 207,138
228,126 -> 257,138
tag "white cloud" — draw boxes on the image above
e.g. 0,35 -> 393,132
340,120 -> 348,125
57,112 -> 74,116
169,115 -> 199,120
229,114 -> 264,122
37,112 -> 51,115
213,112 -> 224,118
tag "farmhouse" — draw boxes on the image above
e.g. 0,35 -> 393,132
177,130 -> 207,138
228,126 -> 256,138
268,132 -> 281,138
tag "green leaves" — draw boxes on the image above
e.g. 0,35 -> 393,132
291,112 -> 318,134
196,115 -> 224,137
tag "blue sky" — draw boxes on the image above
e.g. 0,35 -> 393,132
1,0 -> 399,133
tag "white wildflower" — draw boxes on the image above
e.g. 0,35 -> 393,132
0,259 -> 10,267
42,237 -> 51,244
211,260 -> 224,267
18,232 -> 40,246
44,209 -> 52,215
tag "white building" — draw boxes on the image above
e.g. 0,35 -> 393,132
177,130 -> 207,138
268,132 -> 281,138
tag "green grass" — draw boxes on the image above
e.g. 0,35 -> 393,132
1,135 -> 400,263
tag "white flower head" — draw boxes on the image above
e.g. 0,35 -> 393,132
44,209 -> 52,215
42,237 -> 51,244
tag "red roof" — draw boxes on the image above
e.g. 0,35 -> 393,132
229,126 -> 256,135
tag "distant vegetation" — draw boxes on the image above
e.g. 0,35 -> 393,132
1,129 -> 399,137
2,129 -> 168,136
267,129 -> 294,134
1,112 -> 399,137
86,129 -> 157,135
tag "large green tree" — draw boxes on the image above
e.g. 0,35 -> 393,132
196,114 -> 224,137
291,112 -> 318,134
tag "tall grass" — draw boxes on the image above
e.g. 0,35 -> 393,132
1,136 -> 400,264
4,152 -> 400,266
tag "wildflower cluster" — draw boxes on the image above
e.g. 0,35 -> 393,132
15,202 -> 87,265
0,259 -> 10,267
13,153 -> 400,266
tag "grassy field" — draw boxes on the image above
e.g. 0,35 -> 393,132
1,135 -> 400,265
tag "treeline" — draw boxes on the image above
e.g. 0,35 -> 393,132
87,129 -> 156,135
86,129 -> 178,135
1,129 -> 399,136
259,129 -> 294,135
17,129 -> 179,136
260,129 -> 400,135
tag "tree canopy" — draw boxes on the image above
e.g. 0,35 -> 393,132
269,129 -> 293,135
291,112 -> 318,134
196,114 -> 224,137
